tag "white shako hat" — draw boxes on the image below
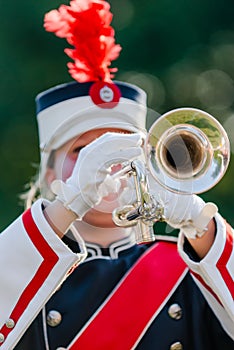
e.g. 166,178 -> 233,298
36,80 -> 147,178
37,0 -> 147,179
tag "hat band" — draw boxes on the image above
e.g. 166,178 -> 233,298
36,81 -> 146,114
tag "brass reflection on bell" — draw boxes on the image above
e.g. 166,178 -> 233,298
146,107 -> 230,194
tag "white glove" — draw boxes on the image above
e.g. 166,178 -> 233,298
51,132 -> 143,219
149,176 -> 218,239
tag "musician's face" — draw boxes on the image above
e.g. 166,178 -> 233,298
45,128 -> 131,227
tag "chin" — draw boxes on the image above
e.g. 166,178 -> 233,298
83,208 -> 117,228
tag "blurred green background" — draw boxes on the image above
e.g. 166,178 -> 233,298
1,0 -> 234,230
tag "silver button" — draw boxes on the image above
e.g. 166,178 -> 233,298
5,318 -> 15,329
56,348 -> 67,350
0,333 -> 5,343
170,341 -> 183,350
168,303 -> 182,320
47,310 -> 62,327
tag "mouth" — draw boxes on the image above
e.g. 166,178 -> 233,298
110,163 -> 122,174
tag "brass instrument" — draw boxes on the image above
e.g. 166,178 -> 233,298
112,108 -> 230,244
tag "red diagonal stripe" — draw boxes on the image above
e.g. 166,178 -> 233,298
68,242 -> 187,350
190,271 -> 223,306
0,209 -> 59,339
216,222 -> 234,299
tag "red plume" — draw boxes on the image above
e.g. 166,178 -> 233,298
44,0 -> 122,82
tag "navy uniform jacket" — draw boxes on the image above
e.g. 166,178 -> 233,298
15,236 -> 234,350
0,201 -> 233,349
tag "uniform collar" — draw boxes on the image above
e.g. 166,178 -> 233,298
85,233 -> 136,259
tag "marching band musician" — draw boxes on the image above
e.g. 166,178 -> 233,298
0,1 -> 233,349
